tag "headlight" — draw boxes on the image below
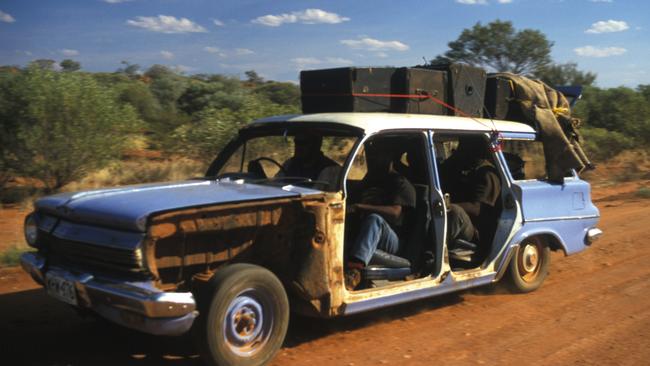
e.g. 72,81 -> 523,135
24,213 -> 39,248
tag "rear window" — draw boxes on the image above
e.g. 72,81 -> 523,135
501,140 -> 547,181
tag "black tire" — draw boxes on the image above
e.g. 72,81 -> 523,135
505,237 -> 551,293
196,264 -> 289,366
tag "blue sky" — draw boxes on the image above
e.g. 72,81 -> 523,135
0,0 -> 648,87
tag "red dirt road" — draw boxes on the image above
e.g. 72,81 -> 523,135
1,188 -> 649,365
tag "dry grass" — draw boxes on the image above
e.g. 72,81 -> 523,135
63,157 -> 206,192
582,149 -> 650,185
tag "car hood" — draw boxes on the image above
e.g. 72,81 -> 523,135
35,179 -> 322,232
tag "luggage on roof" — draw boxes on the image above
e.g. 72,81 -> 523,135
300,65 -> 485,117
487,72 -> 593,181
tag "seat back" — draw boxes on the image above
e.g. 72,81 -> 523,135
400,184 -> 432,267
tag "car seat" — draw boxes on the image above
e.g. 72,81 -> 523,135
362,184 -> 432,281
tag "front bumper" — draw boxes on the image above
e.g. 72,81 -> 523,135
20,252 -> 198,336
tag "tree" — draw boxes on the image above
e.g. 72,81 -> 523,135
574,86 -> 650,146
117,61 -> 140,77
60,59 -> 81,72
253,82 -> 300,106
10,67 -> 141,191
535,62 -> 596,87
29,59 -> 57,70
245,70 -> 264,85
431,20 -> 553,75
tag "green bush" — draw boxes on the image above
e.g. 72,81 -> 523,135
580,127 -> 635,161
0,246 -> 32,268
636,187 -> 650,199
7,67 -> 142,191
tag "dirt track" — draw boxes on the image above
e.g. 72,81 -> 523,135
1,186 -> 649,366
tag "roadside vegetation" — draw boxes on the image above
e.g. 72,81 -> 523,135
1,20 -> 648,208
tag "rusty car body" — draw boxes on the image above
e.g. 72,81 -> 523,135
20,112 -> 602,366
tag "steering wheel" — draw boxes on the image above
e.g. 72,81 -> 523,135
248,157 -> 287,178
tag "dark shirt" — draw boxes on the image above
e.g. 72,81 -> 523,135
356,171 -> 416,232
282,152 -> 338,181
442,158 -> 501,242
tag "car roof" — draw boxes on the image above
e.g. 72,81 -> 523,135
253,113 -> 536,135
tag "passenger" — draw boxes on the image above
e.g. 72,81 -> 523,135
345,139 -> 416,291
441,136 -> 501,256
279,133 -> 339,181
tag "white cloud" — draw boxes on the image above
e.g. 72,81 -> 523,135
340,37 -> 409,52
160,50 -> 174,60
173,65 -> 195,73
0,10 -> 15,23
252,9 -> 349,27
60,49 -> 79,56
574,45 -> 627,57
455,0 -> 488,4
585,20 -> 629,34
127,15 -> 207,34
103,0 -> 134,3
203,46 -> 220,53
234,48 -> 254,56
497,0 -> 513,3
212,19 -> 225,27
589,0 -> 613,3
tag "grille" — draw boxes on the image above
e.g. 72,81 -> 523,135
42,230 -> 146,276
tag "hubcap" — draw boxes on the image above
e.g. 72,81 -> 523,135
518,242 -> 543,282
223,289 -> 273,357
522,244 -> 539,273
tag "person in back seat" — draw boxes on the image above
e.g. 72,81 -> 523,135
345,138 -> 416,291
280,133 -> 339,181
441,136 -> 501,257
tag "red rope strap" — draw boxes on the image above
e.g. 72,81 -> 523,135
304,91 -> 504,149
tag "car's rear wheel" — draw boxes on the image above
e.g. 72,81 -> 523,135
506,237 -> 550,293
196,264 -> 289,366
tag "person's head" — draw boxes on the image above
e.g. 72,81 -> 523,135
365,138 -> 399,175
454,135 -> 489,160
293,133 -> 323,163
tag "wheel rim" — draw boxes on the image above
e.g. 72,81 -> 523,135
517,241 -> 543,282
223,289 -> 274,357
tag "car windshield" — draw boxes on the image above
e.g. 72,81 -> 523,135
207,126 -> 359,191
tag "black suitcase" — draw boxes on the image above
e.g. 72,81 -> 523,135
392,68 -> 447,115
484,75 -> 514,120
427,64 -> 486,117
300,67 -> 397,114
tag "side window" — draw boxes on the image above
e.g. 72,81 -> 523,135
347,145 -> 367,181
345,132 -> 430,192
501,140 -> 547,181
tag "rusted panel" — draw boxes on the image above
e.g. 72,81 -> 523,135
145,192 -> 348,317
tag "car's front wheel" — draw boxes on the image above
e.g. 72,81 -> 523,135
197,264 -> 289,366
506,237 -> 550,293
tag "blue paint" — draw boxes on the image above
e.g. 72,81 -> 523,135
35,180 -> 311,232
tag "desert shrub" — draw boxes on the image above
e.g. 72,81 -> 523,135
580,127 -> 635,161
0,246 -> 32,268
636,187 -> 650,199
7,67 -> 142,191
171,97 -> 299,162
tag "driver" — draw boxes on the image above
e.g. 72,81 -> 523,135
278,133 -> 339,182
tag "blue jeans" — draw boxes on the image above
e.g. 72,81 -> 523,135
349,213 -> 400,265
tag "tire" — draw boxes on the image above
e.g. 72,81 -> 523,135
196,264 -> 289,366
506,237 -> 551,293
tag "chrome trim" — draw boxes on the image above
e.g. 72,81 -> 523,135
19,252 -> 197,336
20,252 -> 45,285
343,274 -> 494,315
586,227 -> 603,244
525,214 -> 600,223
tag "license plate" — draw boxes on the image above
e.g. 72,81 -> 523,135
46,273 -> 78,306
